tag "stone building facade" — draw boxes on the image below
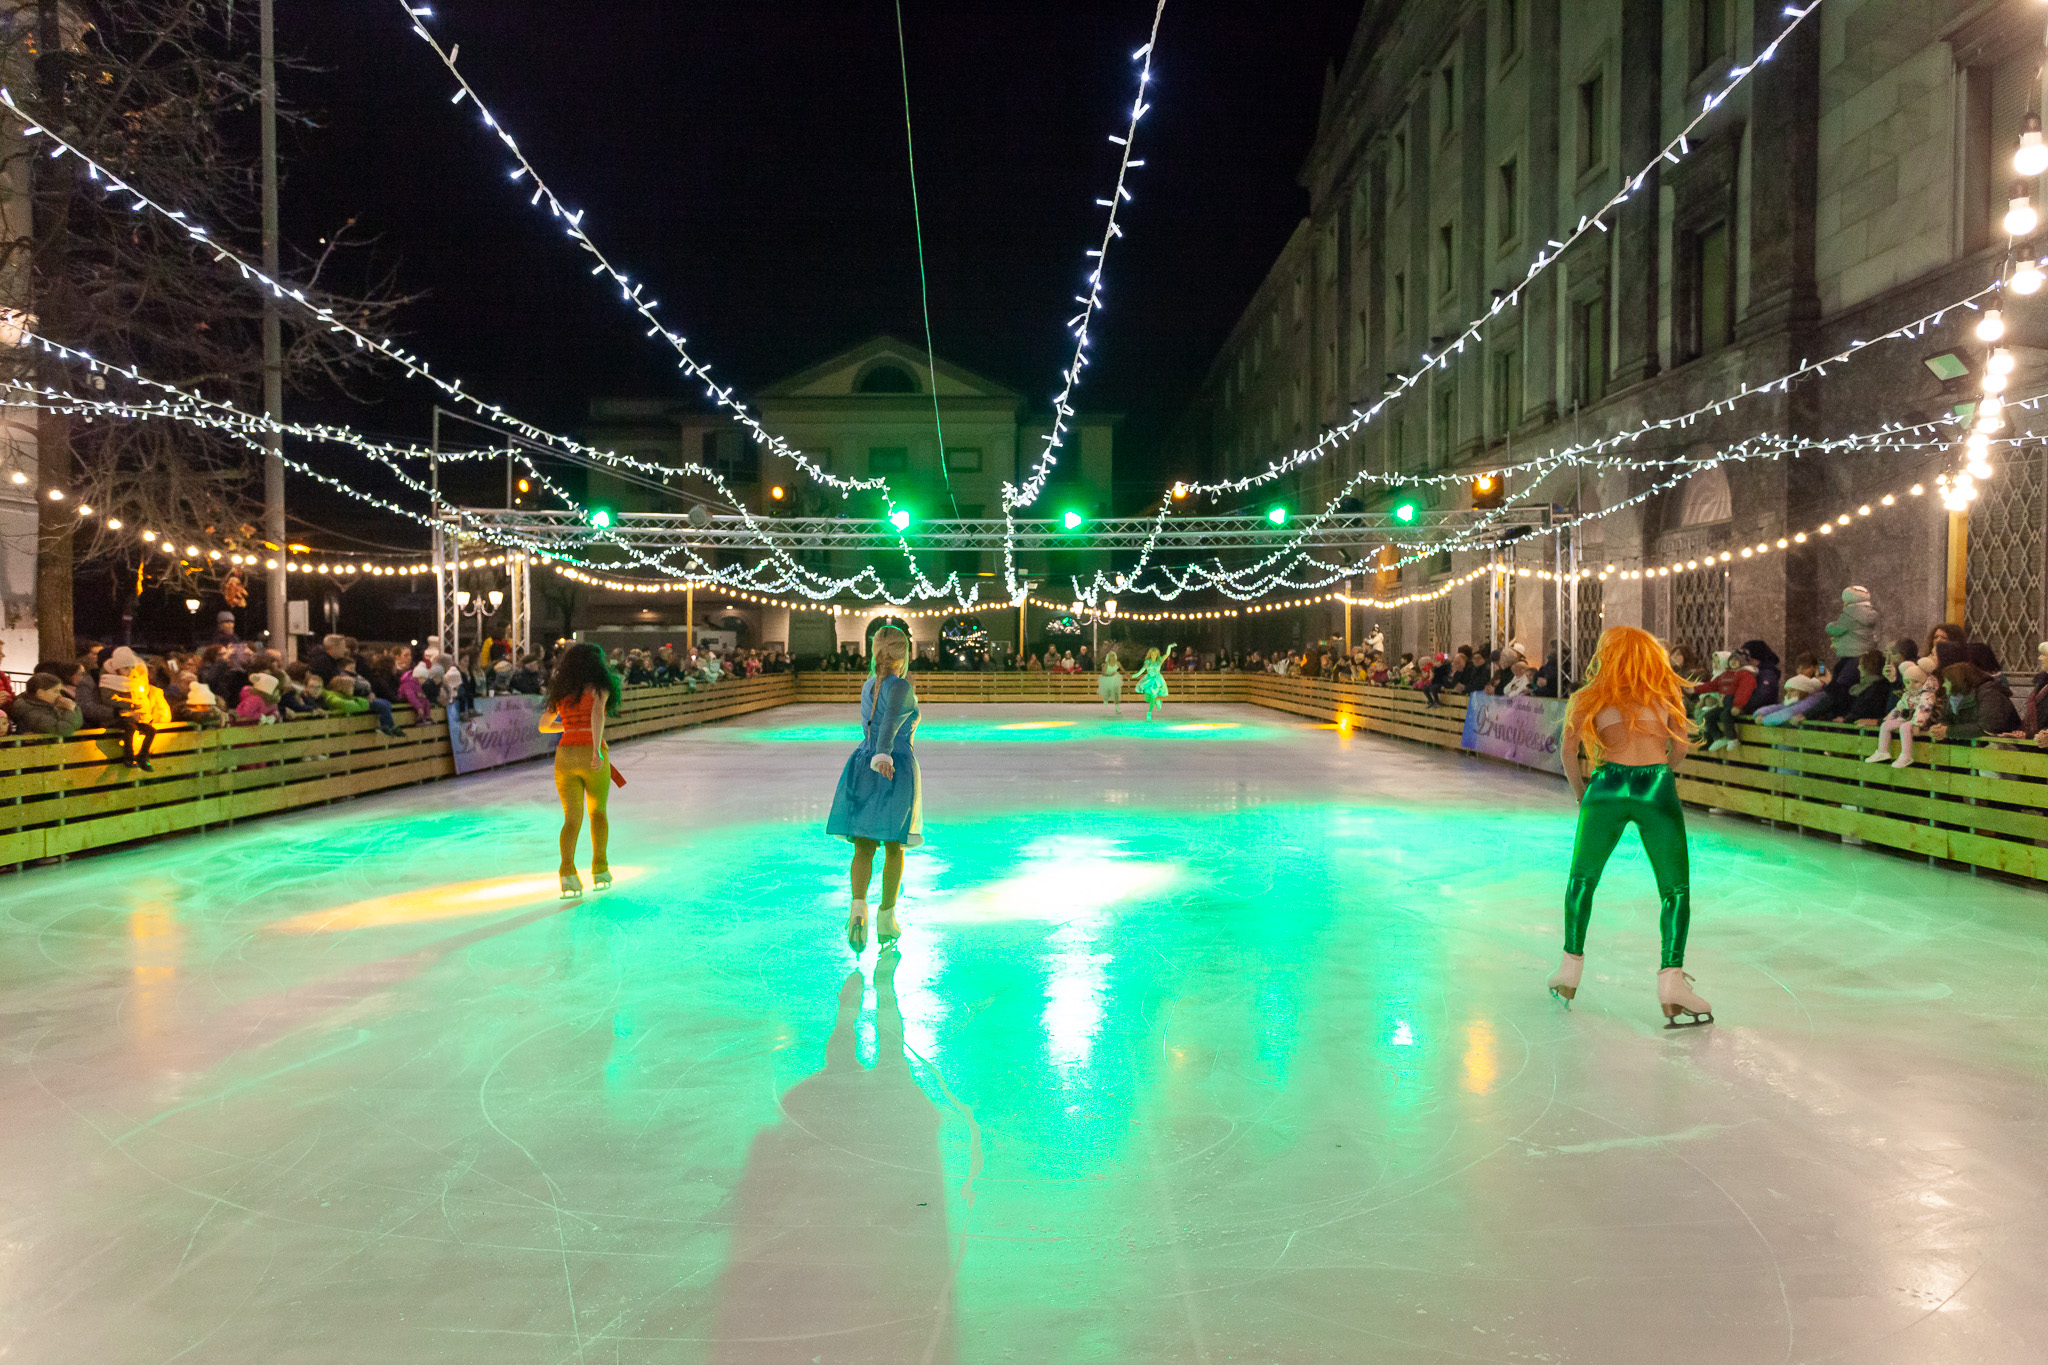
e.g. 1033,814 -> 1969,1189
1174,0 -> 2048,674
582,336 -> 1116,657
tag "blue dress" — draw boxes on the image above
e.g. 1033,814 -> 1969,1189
825,673 -> 924,847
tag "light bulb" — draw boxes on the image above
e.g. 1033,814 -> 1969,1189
1967,431 -> 1990,454
1977,308 -> 2006,341
1979,394 -> 2005,419
1968,457 -> 1993,479
2019,125 -> 2048,178
2008,194 -> 2040,237
1988,347 -> 2016,374
1982,370 -> 2009,394
2014,262 -> 2046,294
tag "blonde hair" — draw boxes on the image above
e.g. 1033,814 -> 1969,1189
1102,650 -> 1120,671
869,626 -> 910,677
1144,647 -> 1161,663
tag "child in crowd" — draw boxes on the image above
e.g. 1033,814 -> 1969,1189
1696,650 -> 1744,751
235,673 -> 282,725
1866,656 -> 1939,767
1754,653 -> 1827,726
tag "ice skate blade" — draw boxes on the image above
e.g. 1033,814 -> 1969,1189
1661,1006 -> 1713,1029
1549,985 -> 1576,1007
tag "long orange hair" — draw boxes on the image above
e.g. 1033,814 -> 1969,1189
1563,626 -> 1694,765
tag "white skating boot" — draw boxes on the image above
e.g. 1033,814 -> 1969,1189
1657,968 -> 1713,1028
1548,953 -> 1585,1006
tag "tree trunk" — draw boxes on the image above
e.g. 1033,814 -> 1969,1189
34,406 -> 73,660
31,0 -> 73,663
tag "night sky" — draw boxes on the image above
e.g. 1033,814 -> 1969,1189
274,0 -> 1362,544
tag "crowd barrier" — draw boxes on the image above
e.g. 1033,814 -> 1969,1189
792,671 -> 2048,883
0,675 -> 796,868
8,670 -> 2044,882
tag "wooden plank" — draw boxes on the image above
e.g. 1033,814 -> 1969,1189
1947,829 -> 2048,882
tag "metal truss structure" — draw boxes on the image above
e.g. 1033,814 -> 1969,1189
447,507 -> 1559,554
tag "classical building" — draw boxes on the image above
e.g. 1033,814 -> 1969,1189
581,335 -> 1117,657
1174,0 -> 2048,673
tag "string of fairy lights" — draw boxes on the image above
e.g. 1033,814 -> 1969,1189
8,0 -> 2040,631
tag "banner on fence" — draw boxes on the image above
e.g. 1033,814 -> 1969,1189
449,695 -> 554,775
1460,693 -> 1568,774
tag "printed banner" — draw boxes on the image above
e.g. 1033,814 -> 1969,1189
449,694 -> 554,775
1460,693 -> 1568,775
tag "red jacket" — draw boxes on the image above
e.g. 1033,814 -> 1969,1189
1704,666 -> 1756,710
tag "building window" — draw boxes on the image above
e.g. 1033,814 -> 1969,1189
1572,296 -> 1608,407
1682,219 -> 1734,359
1577,72 -> 1605,174
1352,309 -> 1369,373
1391,412 -> 1409,469
1499,0 -> 1521,64
868,446 -> 910,474
1438,62 -> 1458,142
1293,272 -> 1306,323
1433,382 -> 1456,465
1491,349 -> 1521,434
1389,128 -> 1408,202
943,447 -> 982,473
1435,222 -> 1456,300
1496,159 -> 1518,245
1391,269 -> 1407,337
1690,0 -> 1733,78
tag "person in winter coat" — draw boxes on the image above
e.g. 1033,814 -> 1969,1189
1929,662 -> 2025,743
1841,650 -> 1894,725
8,673 -> 83,739
399,665 -> 434,722
2023,641 -> 2048,745
110,659 -> 171,771
235,673 -> 282,724
1735,639 -> 1781,711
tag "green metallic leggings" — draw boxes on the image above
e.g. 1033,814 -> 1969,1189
1566,763 -> 1692,969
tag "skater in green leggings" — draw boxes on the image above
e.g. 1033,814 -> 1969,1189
1551,626 -> 1713,1027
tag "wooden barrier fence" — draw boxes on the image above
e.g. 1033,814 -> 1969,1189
8,669 -> 2044,882
0,674 -> 796,868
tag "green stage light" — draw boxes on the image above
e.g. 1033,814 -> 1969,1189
589,508 -> 613,529
888,508 -> 912,532
1266,505 -> 1289,526
1390,490 -> 1423,525
1061,509 -> 1085,531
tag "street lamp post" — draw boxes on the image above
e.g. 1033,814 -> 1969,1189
453,588 -> 503,659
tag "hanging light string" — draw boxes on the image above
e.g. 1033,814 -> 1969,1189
1084,270 -> 2017,602
1138,0 -> 1827,519
0,87 -> 978,605
388,7 -> 975,604
1002,1 -> 1167,516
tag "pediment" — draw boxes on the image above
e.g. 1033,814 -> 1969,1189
759,335 -> 1020,401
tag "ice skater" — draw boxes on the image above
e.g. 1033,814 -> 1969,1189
1134,645 -> 1174,720
538,641 -> 621,899
826,625 -> 922,953
1097,649 -> 1125,714
1551,626 -> 1713,1027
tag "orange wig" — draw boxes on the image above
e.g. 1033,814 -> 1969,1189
1563,626 -> 1695,766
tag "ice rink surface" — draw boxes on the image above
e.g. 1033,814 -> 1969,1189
4,701 -> 2046,1363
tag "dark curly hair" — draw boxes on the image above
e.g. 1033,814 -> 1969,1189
544,642 -> 623,717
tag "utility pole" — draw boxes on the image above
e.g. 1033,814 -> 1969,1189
259,0 -> 292,660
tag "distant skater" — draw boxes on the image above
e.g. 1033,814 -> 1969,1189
539,642 -> 622,899
1098,649 -> 1124,714
1134,645 -> 1173,720
826,626 -> 922,952
1552,626 -> 1712,1027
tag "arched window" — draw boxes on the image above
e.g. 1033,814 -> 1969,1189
1678,466 -> 1732,525
856,364 -> 920,394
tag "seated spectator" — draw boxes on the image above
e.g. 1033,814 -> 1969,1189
1422,652 -> 1455,707
181,679 -> 229,729
1841,650 -> 1893,726
1531,648 -> 1560,698
309,633 -> 351,686
1503,659 -> 1535,697
399,664 -> 434,721
509,655 -> 544,694
8,672 -> 83,739
279,663 -> 328,720
1735,639 -> 1782,711
1754,653 -> 1826,726
1455,647 -> 1491,694
235,672 -> 282,725
39,658 -> 119,729
2025,640 -> 2048,748
1930,661 -> 2025,743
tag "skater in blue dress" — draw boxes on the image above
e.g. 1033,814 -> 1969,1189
825,626 -> 922,952
1134,644 -> 1175,720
